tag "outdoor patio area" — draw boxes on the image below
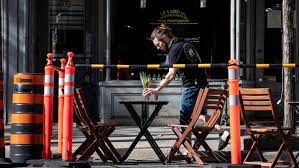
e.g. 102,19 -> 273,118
3,125 -> 299,167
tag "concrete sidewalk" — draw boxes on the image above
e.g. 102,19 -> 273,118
3,125 -> 299,167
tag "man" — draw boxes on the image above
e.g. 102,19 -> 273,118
142,24 -> 230,151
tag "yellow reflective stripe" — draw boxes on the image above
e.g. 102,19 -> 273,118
117,65 -> 129,69
198,64 -> 211,68
173,64 -> 185,68
147,64 -> 160,69
91,64 -> 104,68
13,94 -> 43,104
256,64 -> 269,68
11,114 -> 43,124
283,64 -> 296,68
10,134 -> 42,144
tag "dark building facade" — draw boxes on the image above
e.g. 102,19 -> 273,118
1,0 -> 299,125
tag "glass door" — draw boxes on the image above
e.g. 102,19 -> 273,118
48,0 -> 86,57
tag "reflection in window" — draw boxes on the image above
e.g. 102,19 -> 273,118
112,0 -> 229,80
48,0 -> 85,57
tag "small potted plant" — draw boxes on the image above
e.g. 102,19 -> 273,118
139,71 -> 151,101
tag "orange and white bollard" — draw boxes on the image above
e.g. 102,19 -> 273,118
62,52 -> 75,161
43,53 -> 55,159
0,73 -> 4,158
58,58 -> 66,154
227,59 -> 241,164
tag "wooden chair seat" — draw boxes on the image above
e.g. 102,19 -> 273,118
94,123 -> 116,127
73,88 -> 121,163
192,126 -> 212,132
169,124 -> 188,128
78,124 -> 114,128
169,124 -> 211,132
166,88 -> 228,165
240,88 -> 298,168
248,127 -> 291,133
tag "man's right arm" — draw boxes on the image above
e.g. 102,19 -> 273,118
142,68 -> 177,97
155,67 -> 177,93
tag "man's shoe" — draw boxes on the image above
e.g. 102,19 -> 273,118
177,147 -> 188,156
218,131 -> 230,150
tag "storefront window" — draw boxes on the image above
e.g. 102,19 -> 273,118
265,0 -> 282,82
48,0 -> 85,57
0,1 -> 1,69
111,0 -> 230,80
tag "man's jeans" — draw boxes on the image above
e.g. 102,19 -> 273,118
179,84 -> 206,125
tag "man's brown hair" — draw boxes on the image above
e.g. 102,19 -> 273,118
150,24 -> 174,40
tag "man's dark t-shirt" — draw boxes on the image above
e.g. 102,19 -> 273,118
165,38 -> 207,87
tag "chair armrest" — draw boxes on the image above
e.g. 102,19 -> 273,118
95,123 -> 116,127
193,126 -> 211,132
77,125 -> 89,131
168,124 -> 188,128
96,122 -> 117,126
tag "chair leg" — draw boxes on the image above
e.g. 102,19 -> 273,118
193,131 -> 220,162
285,145 -> 299,167
192,131 -> 208,152
270,142 -> 285,168
281,134 -> 298,168
73,131 -> 96,158
74,130 -> 119,163
95,148 -> 108,162
202,141 -> 221,162
244,140 -> 267,163
166,127 -> 192,163
104,137 -> 121,162
78,140 -> 98,160
174,128 -> 192,159
274,138 -> 298,168
95,138 -> 119,163
166,128 -> 183,163
166,143 -> 179,163
182,138 -> 204,165
243,134 -> 267,163
102,127 -> 121,161
167,127 -> 204,165
73,136 -> 94,157
183,144 -> 203,164
254,142 -> 267,162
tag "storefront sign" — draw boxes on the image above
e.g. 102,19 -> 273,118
150,9 -> 199,25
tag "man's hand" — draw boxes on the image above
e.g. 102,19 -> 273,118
142,68 -> 176,97
142,88 -> 159,97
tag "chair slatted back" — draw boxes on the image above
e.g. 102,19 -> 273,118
167,87 -> 227,164
203,88 -> 227,127
239,88 -> 280,129
239,88 -> 298,168
187,88 -> 227,128
74,107 -> 85,127
73,88 -> 121,162
74,88 -> 97,131
73,96 -> 87,127
188,88 -> 206,126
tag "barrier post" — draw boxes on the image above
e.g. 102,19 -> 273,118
62,52 -> 75,161
227,59 -> 241,164
43,53 -> 55,159
58,59 -> 66,154
0,73 -> 4,159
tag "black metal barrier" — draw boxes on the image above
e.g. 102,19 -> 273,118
75,63 -> 299,69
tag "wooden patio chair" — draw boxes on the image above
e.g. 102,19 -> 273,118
73,106 -> 116,162
166,88 -> 228,165
73,88 -> 121,163
239,88 -> 298,168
